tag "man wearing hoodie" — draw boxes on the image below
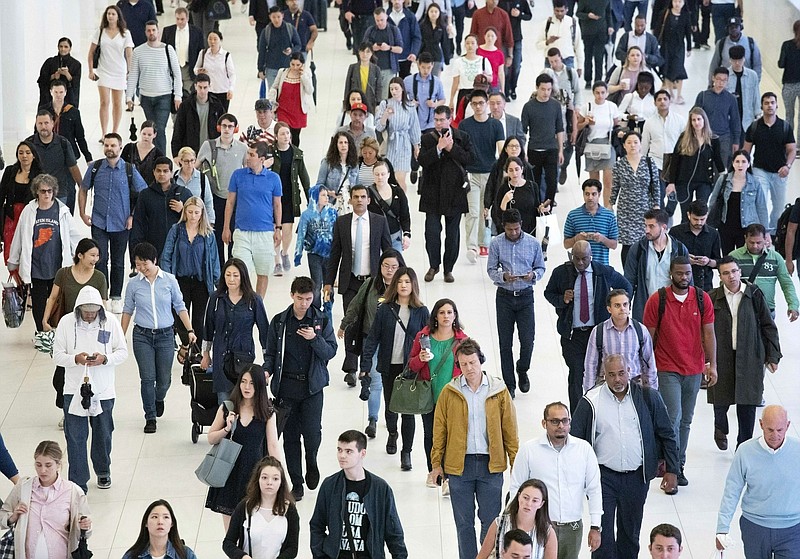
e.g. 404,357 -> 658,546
53,286 -> 128,493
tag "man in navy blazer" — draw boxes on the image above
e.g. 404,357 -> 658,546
323,185 -> 392,381
161,7 -> 204,96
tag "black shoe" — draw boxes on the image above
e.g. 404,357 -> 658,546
559,166 -> 568,185
518,372 -> 530,393
291,485 -> 304,501
677,470 -> 689,486
410,170 -> 418,183
424,268 -> 439,282
305,461 -> 320,490
365,418 -> 377,438
359,375 -> 371,401
386,431 -> 398,455
714,428 -> 728,451
97,476 -> 112,489
344,372 -> 357,387
444,272 -> 455,283
401,451 -> 412,471
509,90 -> 517,100
144,419 -> 157,434
155,400 -> 165,418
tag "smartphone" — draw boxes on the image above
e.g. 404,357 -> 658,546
420,334 -> 431,352
86,355 -> 97,361
667,192 -> 677,202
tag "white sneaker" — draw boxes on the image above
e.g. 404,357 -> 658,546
274,263 -> 283,277
58,417 -> 64,430
110,299 -> 123,314
441,479 -> 450,497
466,249 -> 477,264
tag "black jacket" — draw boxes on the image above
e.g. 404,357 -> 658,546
360,302 -> 430,373
171,93 -> 225,156
665,134 -> 725,186
325,212 -> 392,294
418,127 -> 472,216
544,261 -> 632,337
615,30 -> 664,68
419,20 -> 453,65
223,499 -> 300,559
366,183 -> 411,237
497,0 -> 533,41
37,54 -> 82,108
623,234 -> 689,321
161,23 -> 204,82
266,304 -> 338,397
129,180 -> 193,258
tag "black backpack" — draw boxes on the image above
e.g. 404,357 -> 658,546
774,198 -> 799,258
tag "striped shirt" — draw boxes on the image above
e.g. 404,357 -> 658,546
582,317 -> 658,391
127,42 -> 182,100
563,204 -> 619,265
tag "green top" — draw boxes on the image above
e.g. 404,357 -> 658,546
430,336 -> 456,402
729,246 -> 799,311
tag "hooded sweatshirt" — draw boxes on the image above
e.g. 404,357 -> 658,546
294,184 -> 338,264
53,286 -> 128,400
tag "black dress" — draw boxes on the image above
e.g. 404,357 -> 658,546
205,410 -> 269,516
492,180 -> 541,236
657,9 -> 692,81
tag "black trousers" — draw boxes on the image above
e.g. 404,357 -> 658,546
31,278 -> 54,332
561,328 -> 592,412
528,148 -> 559,203
213,194 -> 234,267
424,212 -> 461,274
583,33 -> 607,86
381,364 -> 416,452
281,390 -> 324,489
597,465 -> 649,559
53,366 -> 65,409
174,276 -> 209,345
341,274 -> 366,372
714,404 -> 757,448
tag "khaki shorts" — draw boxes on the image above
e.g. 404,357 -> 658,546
232,230 -> 275,276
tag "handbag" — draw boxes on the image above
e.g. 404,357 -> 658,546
389,337 -> 453,415
2,276 -> 27,329
583,136 -> 612,161
92,28 -> 102,69
195,401 -> 243,487
223,351 -> 254,384
49,286 -> 67,328
205,0 -> 232,21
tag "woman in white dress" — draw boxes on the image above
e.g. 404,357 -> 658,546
87,5 -> 133,139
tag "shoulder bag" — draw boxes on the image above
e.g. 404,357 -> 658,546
583,105 -> 613,161
92,28 -> 102,69
195,400 -> 243,487
389,338 -> 453,415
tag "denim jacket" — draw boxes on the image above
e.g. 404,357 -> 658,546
123,540 -> 197,559
708,171 -> 769,229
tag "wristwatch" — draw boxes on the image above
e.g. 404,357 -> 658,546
590,526 -> 602,533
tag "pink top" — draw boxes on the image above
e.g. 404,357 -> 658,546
476,47 -> 504,88
26,476 -> 71,559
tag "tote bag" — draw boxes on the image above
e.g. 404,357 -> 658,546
389,368 -> 434,415
195,401 -> 243,487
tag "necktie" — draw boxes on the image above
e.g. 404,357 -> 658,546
580,271 -> 590,324
353,216 -> 363,275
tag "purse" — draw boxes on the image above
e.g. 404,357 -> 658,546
223,351 -> 254,384
49,286 -> 67,328
92,28 -> 102,69
205,0 -> 232,20
195,401 -> 243,487
389,337 -> 452,415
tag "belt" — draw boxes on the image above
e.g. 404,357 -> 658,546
498,287 -> 533,297
283,371 -> 308,381
134,325 -> 174,335
573,326 -> 593,332
352,273 -> 370,282
600,464 -> 642,475
553,520 -> 582,527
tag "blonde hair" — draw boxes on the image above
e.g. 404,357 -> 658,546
177,146 -> 196,161
678,107 -> 713,156
180,196 -> 213,237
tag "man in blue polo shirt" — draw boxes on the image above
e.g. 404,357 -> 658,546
79,133 -> 148,313
563,178 -> 619,265
224,142 -> 283,299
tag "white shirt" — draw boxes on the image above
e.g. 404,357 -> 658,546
593,384 -> 644,472
535,14 -> 584,72
724,284 -> 744,350
580,101 -> 618,141
618,92 -> 657,121
509,435 -> 603,524
641,110 -> 687,170
645,236 -> 674,297
389,7 -> 405,26
351,212 -> 371,276
625,31 -> 647,53
194,47 -> 236,94
175,24 -> 189,67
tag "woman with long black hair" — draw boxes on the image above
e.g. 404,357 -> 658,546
1,140 -> 41,264
375,77 -> 421,191
122,499 -> 197,559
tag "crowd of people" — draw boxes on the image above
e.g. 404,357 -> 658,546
2,0 -> 800,557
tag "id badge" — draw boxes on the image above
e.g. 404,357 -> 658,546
97,330 -> 111,344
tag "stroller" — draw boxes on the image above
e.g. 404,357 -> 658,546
181,344 -> 217,443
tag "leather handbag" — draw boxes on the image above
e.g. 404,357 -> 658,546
49,287 -> 67,328
195,401 -> 243,487
223,351 -> 254,384
388,368 -> 434,415
206,0 -> 232,20
92,28 -> 102,69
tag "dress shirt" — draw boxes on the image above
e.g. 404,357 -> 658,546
509,435 -> 603,525
176,24 -> 189,67
724,284 -> 744,350
27,476 -> 71,559
645,237 -> 674,297
487,232 -> 546,291
593,384 -> 644,472
625,31 -> 647,53
123,268 -> 187,329
458,373 -> 490,455
572,266 -> 595,328
583,318 -> 658,391
641,110 -> 687,170
350,212 -> 371,276
82,158 -> 148,232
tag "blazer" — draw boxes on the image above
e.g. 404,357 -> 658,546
500,113 -> 526,152
161,23 -> 204,81
324,211 -> 392,294
344,62 -> 383,115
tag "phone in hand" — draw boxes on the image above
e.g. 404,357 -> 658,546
420,334 -> 431,352
86,355 -> 97,362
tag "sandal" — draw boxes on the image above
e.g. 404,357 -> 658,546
177,344 -> 190,364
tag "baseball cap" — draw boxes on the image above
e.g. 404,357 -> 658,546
254,99 -> 273,111
727,16 -> 742,27
472,74 -> 491,92
350,102 -> 368,113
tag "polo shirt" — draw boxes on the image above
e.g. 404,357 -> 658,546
196,138 -> 248,198
283,9 -> 316,50
744,117 -> 796,173
27,133 -> 77,201
81,158 -> 148,232
228,166 -> 283,232
669,222 -> 722,292
642,286 -> 714,376
563,204 -> 619,265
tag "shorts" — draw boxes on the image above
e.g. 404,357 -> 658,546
232,230 -> 276,276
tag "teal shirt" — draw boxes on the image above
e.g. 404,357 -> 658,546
729,246 -> 799,311
430,336 -> 455,401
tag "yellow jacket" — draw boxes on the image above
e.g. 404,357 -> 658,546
431,373 -> 519,475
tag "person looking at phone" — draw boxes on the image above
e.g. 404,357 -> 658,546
486,208 -> 546,398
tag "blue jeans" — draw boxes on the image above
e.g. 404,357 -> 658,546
495,289 -> 535,394
133,326 -> 176,420
753,167 -> 788,233
507,41 -> 523,94
140,93 -> 172,155
740,516 -> 800,559
92,225 -> 129,299
622,0 -> 648,32
307,253 -> 329,309
265,68 -> 280,90
367,353 -> 382,422
390,230 -> 404,252
448,454 -> 504,559
657,371 -> 702,468
711,3 -> 736,43
63,395 -> 115,494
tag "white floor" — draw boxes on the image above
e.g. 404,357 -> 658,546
2,3 -> 800,558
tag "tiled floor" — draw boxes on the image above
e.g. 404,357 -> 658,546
1,3 -> 799,558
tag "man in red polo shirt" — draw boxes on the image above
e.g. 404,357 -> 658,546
643,256 -> 716,494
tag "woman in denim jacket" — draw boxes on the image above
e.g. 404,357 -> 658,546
122,499 -> 197,559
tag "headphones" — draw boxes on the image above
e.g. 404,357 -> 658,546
216,114 -> 239,134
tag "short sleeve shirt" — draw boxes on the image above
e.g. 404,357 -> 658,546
228,166 -> 283,232
789,199 -> 800,259
339,478 -> 371,559
458,117 -> 504,173
30,204 -> 61,280
745,117 -> 796,173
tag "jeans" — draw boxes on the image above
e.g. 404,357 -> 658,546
140,94 -> 172,155
448,454 -> 504,559
753,167 -> 788,233
675,181 -> 712,224
381,364 -> 416,452
424,212 -> 461,273
282,390 -> 324,489
264,68 -> 280,90
583,33 -> 607,86
740,516 -> 800,559
366,353 -> 382,421
596,465 -> 649,559
307,0 -> 327,29
528,148 -> 559,203
63,395 -> 114,494
507,41 -> 523,95
714,404 -> 757,448
466,173 -> 490,252
92,225 -> 130,299
717,133 -> 733,170
30,278 -> 54,332
133,326 -> 176,420
495,289 -> 535,394
390,229 -> 404,252
307,253 -> 329,309
553,519 -> 583,559
783,82 -> 800,137
213,194 -> 234,267
561,328 -> 592,411
711,2 -> 736,43
175,276 -> 208,346
622,0 -> 647,32
452,3 -> 467,51
657,371 -> 702,468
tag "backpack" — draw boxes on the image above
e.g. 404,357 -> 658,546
717,36 -> 756,68
774,198 -> 799,258
199,139 -> 221,191
545,15 -> 576,45
199,49 -> 231,79
412,74 -> 436,105
595,318 -> 648,382
89,159 -> 138,210
653,286 -> 705,349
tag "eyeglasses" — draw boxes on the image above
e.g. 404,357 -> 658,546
546,418 -> 571,426
39,189 -> 54,194
471,101 -> 486,107
381,263 -> 399,271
